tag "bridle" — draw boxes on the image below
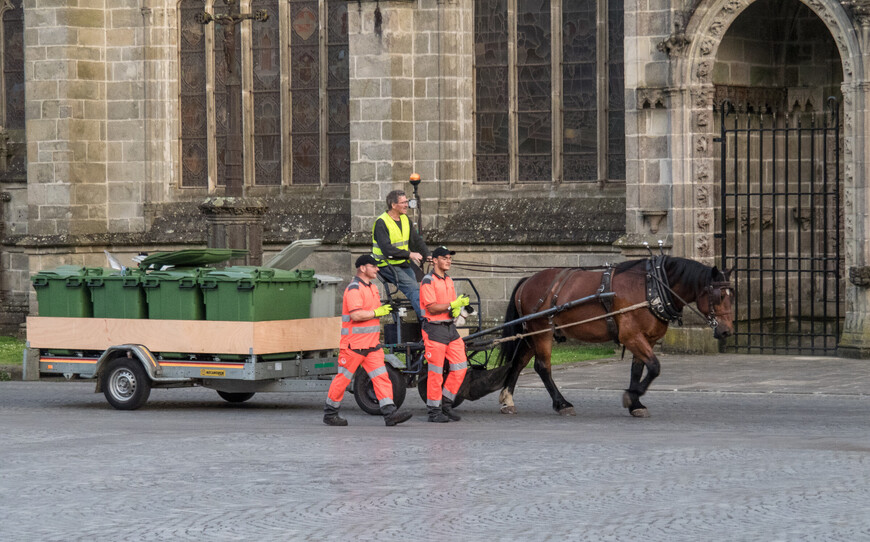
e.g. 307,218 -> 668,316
648,262 -> 733,330
700,280 -> 734,329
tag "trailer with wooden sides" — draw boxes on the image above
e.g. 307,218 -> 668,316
26,315 -> 407,412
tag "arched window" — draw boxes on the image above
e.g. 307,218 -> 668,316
1,0 -> 25,178
178,0 -> 349,189
474,0 -> 624,183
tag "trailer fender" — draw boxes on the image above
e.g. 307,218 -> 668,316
93,345 -> 163,393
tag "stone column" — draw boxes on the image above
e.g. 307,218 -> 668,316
25,2 -> 109,237
836,81 -> 870,357
348,0 -> 472,245
614,1 -> 679,258
199,197 -> 267,265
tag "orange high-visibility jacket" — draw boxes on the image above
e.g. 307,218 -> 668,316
420,272 -> 456,323
340,276 -> 382,350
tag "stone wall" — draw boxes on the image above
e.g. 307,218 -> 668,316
0,0 -> 625,337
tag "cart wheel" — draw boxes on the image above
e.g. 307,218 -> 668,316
217,391 -> 256,403
417,373 -> 465,408
101,358 -> 151,410
352,364 -> 406,415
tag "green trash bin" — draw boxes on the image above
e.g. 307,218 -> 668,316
141,268 -> 205,320
87,269 -> 148,319
199,267 -> 316,321
31,265 -> 105,317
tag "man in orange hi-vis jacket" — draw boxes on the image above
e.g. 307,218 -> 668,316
323,254 -> 413,427
420,246 -> 469,423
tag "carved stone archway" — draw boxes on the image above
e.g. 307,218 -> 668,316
661,0 -> 870,355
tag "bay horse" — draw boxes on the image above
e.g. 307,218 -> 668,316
494,256 -> 734,417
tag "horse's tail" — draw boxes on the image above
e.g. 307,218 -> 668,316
495,277 -> 532,369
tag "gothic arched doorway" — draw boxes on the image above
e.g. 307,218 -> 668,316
714,0 -> 844,353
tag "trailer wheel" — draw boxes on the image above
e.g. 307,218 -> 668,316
216,391 -> 256,403
417,374 -> 465,408
352,364 -> 406,415
101,358 -> 151,410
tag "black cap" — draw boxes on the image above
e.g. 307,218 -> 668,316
432,246 -> 456,258
355,254 -> 379,268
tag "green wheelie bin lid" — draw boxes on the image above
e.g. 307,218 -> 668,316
31,265 -> 105,317
199,266 -> 316,321
138,248 -> 249,270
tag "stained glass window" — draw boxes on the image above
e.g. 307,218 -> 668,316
474,0 -> 509,183
326,1 -> 349,184
1,0 -> 24,177
252,0 -> 281,186
474,0 -> 626,183
178,0 -> 350,189
563,0 -> 598,181
517,0 -> 551,182
607,0 -> 626,180
179,0 -> 208,188
291,1 -> 320,185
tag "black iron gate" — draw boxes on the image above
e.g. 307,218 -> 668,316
716,99 -> 843,354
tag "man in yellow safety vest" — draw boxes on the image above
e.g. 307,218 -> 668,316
371,189 -> 430,318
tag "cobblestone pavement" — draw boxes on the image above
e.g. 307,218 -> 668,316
2,354 -> 870,541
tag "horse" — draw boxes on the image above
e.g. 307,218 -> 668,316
493,256 -> 734,417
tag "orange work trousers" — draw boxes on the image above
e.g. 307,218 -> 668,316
325,348 -> 394,410
423,332 -> 468,407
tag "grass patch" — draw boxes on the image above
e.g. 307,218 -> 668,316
0,336 -> 26,366
527,343 -> 616,368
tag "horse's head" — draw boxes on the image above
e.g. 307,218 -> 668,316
698,266 -> 735,340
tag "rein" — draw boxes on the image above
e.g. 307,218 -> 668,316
450,260 -> 610,275
478,301 -> 650,348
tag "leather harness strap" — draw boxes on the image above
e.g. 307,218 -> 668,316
596,266 -> 620,344
645,256 -> 683,324
531,268 -> 577,315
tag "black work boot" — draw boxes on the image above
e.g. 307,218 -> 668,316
323,405 -> 348,426
381,404 -> 413,426
442,399 -> 461,421
428,406 -> 450,423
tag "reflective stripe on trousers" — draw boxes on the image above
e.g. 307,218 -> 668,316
325,348 -> 394,409
422,330 -> 467,408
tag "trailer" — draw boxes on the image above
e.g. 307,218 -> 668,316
27,315 -> 406,412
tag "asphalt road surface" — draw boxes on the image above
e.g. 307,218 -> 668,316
2,354 -> 869,541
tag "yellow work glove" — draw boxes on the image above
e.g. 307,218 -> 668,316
449,295 -> 470,311
373,304 -> 393,317
451,305 -> 463,318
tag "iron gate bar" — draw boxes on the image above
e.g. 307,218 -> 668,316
717,99 -> 843,354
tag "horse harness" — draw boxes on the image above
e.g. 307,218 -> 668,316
516,267 -> 621,344
596,266 -> 620,344
645,256 -> 683,325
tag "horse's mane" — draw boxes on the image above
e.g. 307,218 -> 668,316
614,256 -> 722,298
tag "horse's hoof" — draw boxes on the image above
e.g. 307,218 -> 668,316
622,391 -> 633,408
500,405 -> 517,415
629,408 -> 650,418
558,407 -> 576,416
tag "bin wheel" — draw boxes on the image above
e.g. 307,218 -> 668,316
217,391 -> 256,403
352,364 -> 406,415
101,358 -> 151,410
417,373 -> 465,408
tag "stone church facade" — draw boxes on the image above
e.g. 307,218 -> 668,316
1,0 -> 869,356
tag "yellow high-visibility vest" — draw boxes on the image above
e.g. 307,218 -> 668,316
372,212 -> 410,266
